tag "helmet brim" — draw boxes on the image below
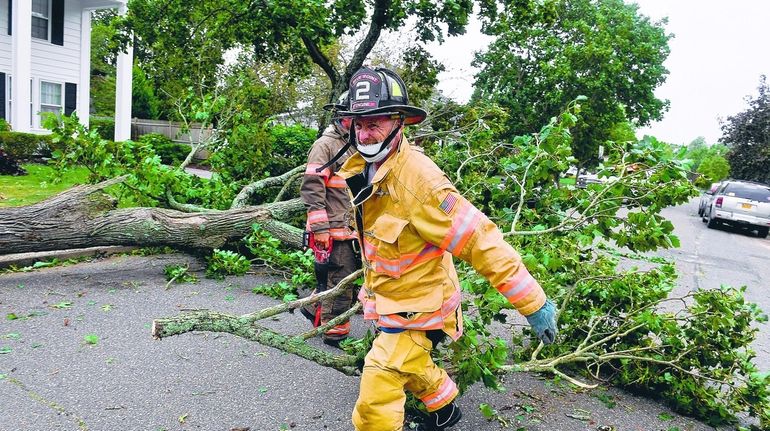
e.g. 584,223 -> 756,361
338,105 -> 427,126
323,103 -> 347,112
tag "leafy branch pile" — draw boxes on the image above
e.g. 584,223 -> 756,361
416,100 -> 769,428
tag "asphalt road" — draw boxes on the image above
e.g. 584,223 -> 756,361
1,198 -> 763,431
657,197 -> 770,371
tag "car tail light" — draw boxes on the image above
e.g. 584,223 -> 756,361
715,197 -> 723,208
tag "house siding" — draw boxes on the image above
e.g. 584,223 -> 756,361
30,0 -> 82,85
0,0 -> 86,129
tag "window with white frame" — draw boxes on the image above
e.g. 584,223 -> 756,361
31,0 -> 50,40
5,77 -> 38,127
40,81 -> 62,118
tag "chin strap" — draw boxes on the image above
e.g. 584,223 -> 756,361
315,119 -> 356,173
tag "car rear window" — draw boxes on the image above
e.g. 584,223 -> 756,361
722,183 -> 770,201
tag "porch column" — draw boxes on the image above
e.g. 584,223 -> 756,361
11,0 -> 32,133
77,9 -> 92,128
113,2 -> 133,141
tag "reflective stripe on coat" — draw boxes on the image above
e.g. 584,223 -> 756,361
339,139 -> 546,340
300,125 -> 357,236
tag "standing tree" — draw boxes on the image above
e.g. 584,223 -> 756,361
117,0 -> 528,130
89,10 -> 164,119
723,75 -> 770,183
473,0 -> 671,165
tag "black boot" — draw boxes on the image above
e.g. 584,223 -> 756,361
422,402 -> 462,430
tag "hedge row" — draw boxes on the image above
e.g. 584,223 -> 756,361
0,131 -> 54,159
90,117 -> 115,141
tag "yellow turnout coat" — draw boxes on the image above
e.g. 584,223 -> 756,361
338,138 -> 546,341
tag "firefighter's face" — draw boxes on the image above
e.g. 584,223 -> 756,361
354,115 -> 400,145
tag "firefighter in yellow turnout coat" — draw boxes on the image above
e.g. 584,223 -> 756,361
337,67 -> 558,431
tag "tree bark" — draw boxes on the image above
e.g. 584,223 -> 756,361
152,269 -> 364,375
152,310 -> 360,375
0,177 -> 304,255
232,165 -> 306,208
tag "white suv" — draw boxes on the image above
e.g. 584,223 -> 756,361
703,180 -> 770,238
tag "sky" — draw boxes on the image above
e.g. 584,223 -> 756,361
425,0 -> 770,147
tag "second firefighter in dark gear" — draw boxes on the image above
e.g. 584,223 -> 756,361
299,91 -> 360,346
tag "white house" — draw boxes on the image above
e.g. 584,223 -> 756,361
0,0 -> 133,140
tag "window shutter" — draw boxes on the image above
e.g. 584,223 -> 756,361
64,82 -> 76,116
7,0 -> 11,35
0,73 -> 6,121
51,0 -> 64,46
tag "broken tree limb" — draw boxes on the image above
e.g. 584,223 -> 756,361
273,170 -> 305,203
241,269 -> 362,322
299,303 -> 362,341
256,219 -> 304,249
256,197 -> 306,221
166,189 -> 219,213
152,269 -> 364,375
151,311 -> 360,375
232,164 -> 306,208
0,178 -> 304,254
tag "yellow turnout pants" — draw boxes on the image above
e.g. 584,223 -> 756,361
352,330 -> 459,431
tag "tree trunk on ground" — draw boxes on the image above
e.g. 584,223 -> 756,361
0,176 -> 305,255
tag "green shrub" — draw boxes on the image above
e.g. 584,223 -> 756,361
132,65 -> 162,120
0,131 -> 54,159
90,117 -> 115,141
266,124 -> 317,175
90,75 -> 115,117
208,123 -> 271,182
138,133 -> 190,165
0,119 -> 10,132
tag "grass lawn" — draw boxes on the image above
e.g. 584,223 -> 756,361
0,164 -> 90,208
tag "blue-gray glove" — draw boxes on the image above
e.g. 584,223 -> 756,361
525,299 -> 558,344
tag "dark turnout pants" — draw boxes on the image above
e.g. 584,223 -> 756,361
321,239 -> 360,323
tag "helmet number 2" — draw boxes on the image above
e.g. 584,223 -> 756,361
355,81 -> 370,101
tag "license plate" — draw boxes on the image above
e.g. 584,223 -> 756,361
741,203 -> 753,209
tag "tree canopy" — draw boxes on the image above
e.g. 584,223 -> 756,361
723,75 -> 770,183
118,0 -> 490,110
473,0 -> 671,165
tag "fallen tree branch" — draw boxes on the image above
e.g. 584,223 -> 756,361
151,310 -> 359,375
273,170 -> 304,203
232,165 -> 306,208
151,269 -> 364,375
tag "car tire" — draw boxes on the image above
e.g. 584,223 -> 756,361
706,210 -> 719,229
758,227 -> 769,239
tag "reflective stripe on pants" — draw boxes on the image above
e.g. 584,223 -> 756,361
352,330 -> 458,431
